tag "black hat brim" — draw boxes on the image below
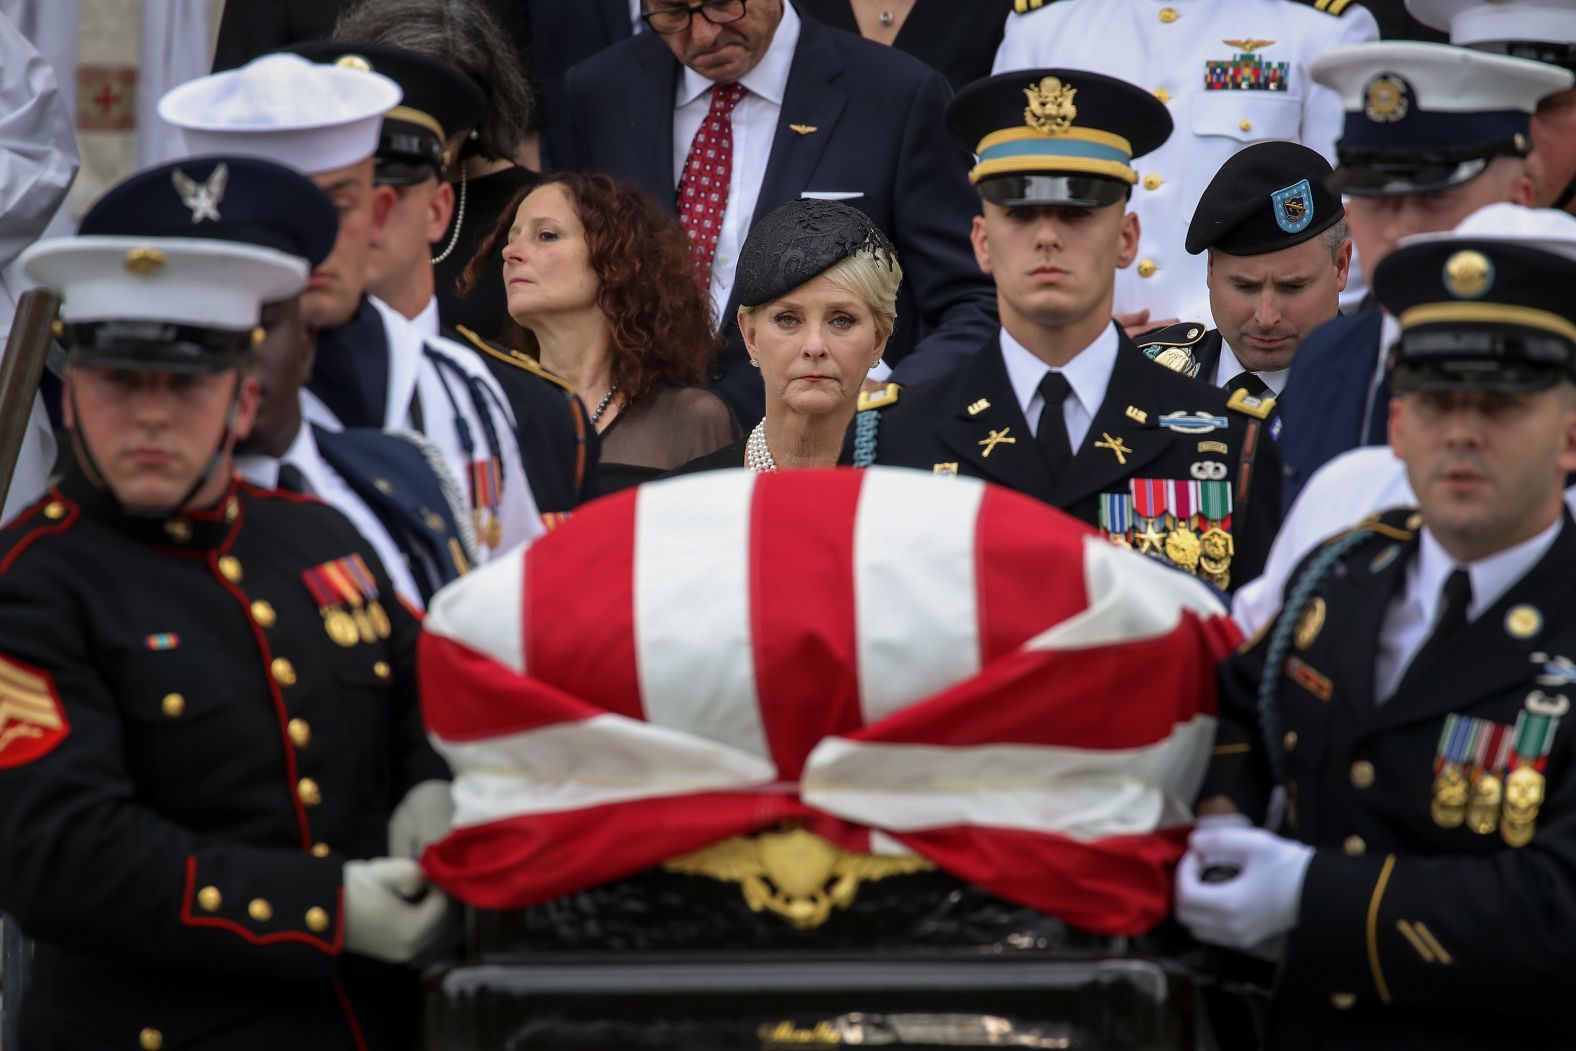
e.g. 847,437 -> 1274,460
978,174 -> 1129,209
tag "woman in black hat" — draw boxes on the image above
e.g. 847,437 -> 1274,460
676,198 -> 904,473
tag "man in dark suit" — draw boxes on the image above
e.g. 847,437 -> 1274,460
863,68 -> 1281,590
1177,231 -> 1576,1050
558,0 -> 998,422
527,0 -> 634,170
1273,40 -> 1567,512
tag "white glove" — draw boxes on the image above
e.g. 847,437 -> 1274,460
388,779 -> 455,858
1175,824 -> 1313,950
343,857 -> 452,964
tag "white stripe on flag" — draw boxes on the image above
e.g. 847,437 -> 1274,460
441,713 -> 778,829
634,472 -> 772,760
424,542 -> 528,674
854,471 -> 985,724
1026,536 -> 1226,652
801,715 -> 1216,842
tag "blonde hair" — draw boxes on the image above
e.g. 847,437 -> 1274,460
738,245 -> 905,340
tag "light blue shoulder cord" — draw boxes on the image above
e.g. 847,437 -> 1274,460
1255,527 -> 1376,784
852,408 -> 879,467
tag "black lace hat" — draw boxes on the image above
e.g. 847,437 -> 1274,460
734,198 -> 898,308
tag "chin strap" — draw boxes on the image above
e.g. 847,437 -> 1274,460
1555,173 -> 1576,214
71,370 -> 245,518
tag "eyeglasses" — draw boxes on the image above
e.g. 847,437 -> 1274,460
641,0 -> 747,35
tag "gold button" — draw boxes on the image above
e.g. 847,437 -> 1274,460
1282,730 -> 1298,752
163,519 -> 192,543
311,842 -> 331,857
1331,992 -> 1356,1010
161,693 -> 186,718
248,897 -> 273,922
288,718 -> 311,748
1406,512 -> 1423,530
1239,119 -> 1253,133
251,600 -> 276,628
306,906 -> 331,933
298,778 -> 321,807
271,657 -> 296,687
43,501 -> 66,520
140,1028 -> 164,1050
373,660 -> 392,680
197,885 -> 222,912
218,555 -> 243,583
1350,760 -> 1376,790
1142,173 -> 1163,191
1158,6 -> 1178,22
1137,259 -> 1157,278
1343,835 -> 1366,856
225,496 -> 239,523
1152,87 -> 1171,104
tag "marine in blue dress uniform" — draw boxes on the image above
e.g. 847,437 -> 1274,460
1177,231 -> 1576,1049
0,231 -> 454,1049
866,67 -> 1282,589
1275,40 -> 1572,511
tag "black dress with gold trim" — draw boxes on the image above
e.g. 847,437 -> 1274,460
0,471 -> 446,1051
1204,507 -> 1576,1049
867,329 -> 1282,588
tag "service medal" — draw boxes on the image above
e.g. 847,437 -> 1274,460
1466,772 -> 1502,836
1164,526 -> 1202,573
1431,763 -> 1468,829
353,605 -> 378,645
324,608 -> 360,648
368,600 -> 392,640
1502,763 -> 1545,847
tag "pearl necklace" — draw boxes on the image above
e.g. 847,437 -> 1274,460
430,167 -> 467,265
744,420 -> 776,472
590,381 -> 620,426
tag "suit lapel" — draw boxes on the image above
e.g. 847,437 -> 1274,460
1049,339 -> 1187,509
616,38 -> 681,211
1331,532 -> 1416,716
934,341 -> 1056,499
1368,515 -> 1576,734
1197,333 -> 1224,388
751,20 -> 847,228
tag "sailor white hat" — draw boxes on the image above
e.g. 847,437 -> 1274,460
21,236 -> 308,331
158,53 -> 402,175
1406,0 -> 1576,48
1400,203 -> 1576,263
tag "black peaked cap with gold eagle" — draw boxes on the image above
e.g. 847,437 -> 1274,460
946,68 -> 1171,208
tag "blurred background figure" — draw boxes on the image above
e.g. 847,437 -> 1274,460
478,172 -> 738,493
795,0 -> 1014,91
677,197 -> 903,472
993,0 -> 1377,336
524,0 -> 635,172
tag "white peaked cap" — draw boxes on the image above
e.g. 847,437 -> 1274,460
20,237 -> 309,329
1399,204 -> 1576,262
1406,0 -> 1576,46
1310,41 -> 1573,114
158,53 -> 402,175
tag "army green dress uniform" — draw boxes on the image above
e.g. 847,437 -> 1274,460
864,67 -> 1282,588
1193,236 -> 1576,1048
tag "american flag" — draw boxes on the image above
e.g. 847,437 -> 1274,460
418,468 -> 1239,935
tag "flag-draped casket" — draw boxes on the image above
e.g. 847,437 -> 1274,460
418,468 -> 1240,1049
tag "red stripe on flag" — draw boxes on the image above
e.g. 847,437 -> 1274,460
523,494 -> 644,721
974,487 -> 1091,664
749,471 -> 864,779
419,631 -> 605,740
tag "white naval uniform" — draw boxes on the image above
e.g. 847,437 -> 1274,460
236,424 -> 426,609
301,296 -> 544,561
993,0 -> 1377,327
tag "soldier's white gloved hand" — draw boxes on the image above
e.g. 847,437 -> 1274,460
1174,824 -> 1313,950
343,857 -> 451,964
388,779 -> 454,858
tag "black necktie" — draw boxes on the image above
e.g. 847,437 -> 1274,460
1226,371 -> 1269,399
276,463 -> 307,495
1410,568 -> 1473,675
1036,372 -> 1074,481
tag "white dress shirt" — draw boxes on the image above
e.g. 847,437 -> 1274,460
672,1 -> 800,319
999,322 -> 1119,451
236,422 -> 425,608
1373,518 -> 1563,702
412,295 -> 440,340
1213,340 -> 1289,396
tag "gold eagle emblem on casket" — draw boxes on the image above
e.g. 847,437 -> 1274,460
664,827 -> 935,929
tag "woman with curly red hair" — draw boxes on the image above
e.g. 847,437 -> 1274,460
467,172 -> 738,492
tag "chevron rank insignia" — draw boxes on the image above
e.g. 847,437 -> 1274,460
0,654 -> 69,768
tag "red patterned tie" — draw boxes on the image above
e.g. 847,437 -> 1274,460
678,82 -> 747,287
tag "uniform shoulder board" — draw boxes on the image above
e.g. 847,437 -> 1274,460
1226,387 -> 1276,420
1134,322 -> 1208,351
453,324 -> 574,395
1013,0 -> 1066,13
857,382 -> 901,411
1289,0 -> 1362,16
